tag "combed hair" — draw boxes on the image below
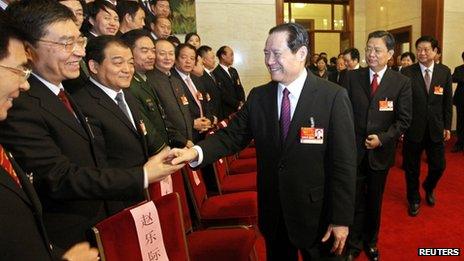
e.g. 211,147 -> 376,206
268,23 -> 309,55
175,43 -> 197,61
87,0 -> 117,20
400,52 -> 416,63
184,32 -> 200,43
5,0 -> 75,46
197,45 -> 212,58
0,12 -> 29,60
116,0 -> 142,23
120,29 -> 152,49
343,47 -> 360,61
367,30 -> 396,51
85,35 -> 129,66
415,35 -> 439,50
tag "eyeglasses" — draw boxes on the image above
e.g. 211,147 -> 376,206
37,36 -> 87,53
365,47 -> 388,55
0,64 -> 32,81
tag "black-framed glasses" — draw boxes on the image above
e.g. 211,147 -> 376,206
37,36 -> 87,53
0,64 -> 32,81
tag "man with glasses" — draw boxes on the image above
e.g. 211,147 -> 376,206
343,31 -> 412,261
0,13 -> 99,261
1,1 -> 184,249
401,36 -> 452,217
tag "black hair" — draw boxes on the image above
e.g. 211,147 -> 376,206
316,56 -> 327,65
343,48 -> 360,62
184,32 -> 200,44
85,35 -> 129,66
175,43 -> 197,61
87,0 -> 117,20
197,45 -> 212,58
400,52 -> 416,63
216,45 -> 229,60
268,23 -> 309,55
120,29 -> 152,49
0,12 -> 29,60
166,35 -> 181,46
415,35 -> 439,50
5,0 -> 75,46
116,0 -> 142,23
367,30 -> 395,51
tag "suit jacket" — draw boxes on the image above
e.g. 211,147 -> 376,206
0,75 -> 144,249
452,64 -> 464,106
129,72 -> 186,148
344,67 -> 412,169
0,152 -> 55,260
171,69 -> 213,142
328,69 -> 346,86
201,70 -> 224,120
147,68 -> 193,145
401,63 -> 453,143
197,71 -> 356,249
212,65 -> 246,118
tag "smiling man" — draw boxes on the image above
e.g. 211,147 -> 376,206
343,30 -> 412,261
86,0 -> 120,38
170,23 -> 357,260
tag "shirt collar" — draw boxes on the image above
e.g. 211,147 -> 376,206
135,72 -> 147,82
369,65 -> 388,83
419,62 -> 434,74
175,67 -> 189,80
151,32 -> 158,40
31,72 -> 64,96
204,68 -> 212,74
219,63 -> 230,76
278,68 -> 307,96
0,0 -> 8,10
90,77 -> 122,103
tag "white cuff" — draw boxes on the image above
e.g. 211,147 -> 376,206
189,145 -> 203,168
142,166 -> 148,189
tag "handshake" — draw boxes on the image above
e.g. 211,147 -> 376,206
143,146 -> 200,183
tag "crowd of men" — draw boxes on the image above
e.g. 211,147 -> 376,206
0,0 -> 463,261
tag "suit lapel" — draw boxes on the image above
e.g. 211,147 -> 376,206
87,82 -> 138,134
360,68 -> 371,98
28,76 -> 89,140
413,64 -> 429,96
283,73 -> 319,151
373,68 -> 392,99
262,82 -> 281,151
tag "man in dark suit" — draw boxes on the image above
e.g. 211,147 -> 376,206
147,39 -> 194,148
172,43 -> 213,143
171,23 -> 357,260
328,57 -> 347,86
343,48 -> 361,71
343,31 -> 412,261
401,36 -> 453,217
213,45 -> 246,119
0,1 -> 183,249
0,13 -> 99,261
198,45 -> 225,121
72,36 -> 169,214
451,51 -> 464,152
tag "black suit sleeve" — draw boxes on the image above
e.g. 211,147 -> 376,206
0,100 -> 144,201
327,87 -> 357,226
378,77 -> 412,145
443,68 -> 453,130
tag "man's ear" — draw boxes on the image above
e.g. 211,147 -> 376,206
88,60 -> 99,75
297,46 -> 308,62
24,42 -> 37,63
124,14 -> 132,25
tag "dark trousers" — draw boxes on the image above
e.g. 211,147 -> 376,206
455,105 -> 464,148
264,216 -> 342,261
347,156 -> 388,253
403,134 -> 445,204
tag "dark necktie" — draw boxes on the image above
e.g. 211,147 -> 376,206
424,69 -> 431,92
228,67 -> 234,80
115,92 -> 133,124
0,145 -> 21,187
371,73 -> 379,97
58,90 -> 76,116
280,88 -> 291,141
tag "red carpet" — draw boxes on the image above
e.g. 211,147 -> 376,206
256,138 -> 464,260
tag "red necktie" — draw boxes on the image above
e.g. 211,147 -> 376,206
280,88 -> 291,141
58,89 -> 76,116
371,73 -> 379,97
0,145 -> 21,187
185,76 -> 204,117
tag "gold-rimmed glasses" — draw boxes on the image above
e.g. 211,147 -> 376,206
37,36 -> 87,53
0,64 -> 32,82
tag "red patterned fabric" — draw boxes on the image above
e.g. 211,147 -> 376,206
94,194 -> 188,261
187,228 -> 257,261
0,145 -> 20,187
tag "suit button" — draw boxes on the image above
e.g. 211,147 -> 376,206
279,164 -> 285,170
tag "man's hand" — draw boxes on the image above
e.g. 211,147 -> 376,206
365,134 -> 381,149
169,147 -> 199,165
144,146 -> 185,183
62,242 -> 99,261
444,129 -> 451,141
321,224 -> 349,255
193,117 -> 212,132
185,140 -> 194,148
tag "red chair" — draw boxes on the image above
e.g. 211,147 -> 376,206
183,166 -> 257,226
237,147 -> 256,159
227,155 -> 257,174
148,171 -> 258,261
213,157 -> 256,194
93,193 -> 189,261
